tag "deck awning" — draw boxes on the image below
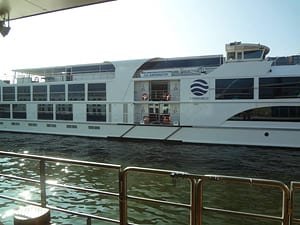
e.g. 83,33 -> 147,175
0,0 -> 115,20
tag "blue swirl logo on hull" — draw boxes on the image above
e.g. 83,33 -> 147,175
190,79 -> 208,96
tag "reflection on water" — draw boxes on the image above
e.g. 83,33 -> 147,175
0,132 -> 299,224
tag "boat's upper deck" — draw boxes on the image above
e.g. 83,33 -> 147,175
9,42 -> 300,85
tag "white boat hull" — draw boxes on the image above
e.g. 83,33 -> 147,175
0,120 -> 299,148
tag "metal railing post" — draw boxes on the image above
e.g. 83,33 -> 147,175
289,182 -> 295,225
87,217 -> 92,225
119,169 -> 127,225
196,179 -> 203,225
190,179 -> 197,225
282,186 -> 290,225
39,159 -> 47,207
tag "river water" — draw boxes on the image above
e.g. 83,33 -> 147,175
0,132 -> 299,225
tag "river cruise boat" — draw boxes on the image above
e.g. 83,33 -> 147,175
0,42 -> 300,148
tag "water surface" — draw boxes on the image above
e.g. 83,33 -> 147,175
0,132 -> 299,225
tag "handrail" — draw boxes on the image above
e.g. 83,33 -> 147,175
290,182 -> 300,225
120,167 -> 198,225
198,175 -> 290,225
0,150 -> 121,169
0,151 -> 299,225
0,150 -> 121,225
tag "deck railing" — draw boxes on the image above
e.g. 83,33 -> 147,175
0,151 -> 297,225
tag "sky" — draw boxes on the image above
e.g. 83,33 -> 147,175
0,0 -> 300,79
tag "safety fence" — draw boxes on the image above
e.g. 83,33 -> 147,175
0,150 -> 298,225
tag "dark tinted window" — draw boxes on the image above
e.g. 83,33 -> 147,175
71,64 -> 115,74
56,104 -> 72,120
38,104 -> 53,120
0,104 -> 10,118
50,85 -> 65,101
244,50 -> 263,59
229,106 -> 300,122
88,83 -> 106,101
72,65 -> 99,74
68,84 -> 85,101
3,87 -> 15,101
216,78 -> 254,100
87,104 -> 106,122
100,64 -> 115,72
17,86 -> 31,101
259,77 -> 300,99
140,57 -> 223,70
33,86 -> 47,101
13,104 -> 26,119
270,55 -> 300,66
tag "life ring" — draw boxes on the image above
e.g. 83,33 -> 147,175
142,93 -> 148,100
164,93 -> 171,101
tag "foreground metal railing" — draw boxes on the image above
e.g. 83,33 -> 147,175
0,151 -> 297,225
290,182 -> 300,225
198,175 -> 290,225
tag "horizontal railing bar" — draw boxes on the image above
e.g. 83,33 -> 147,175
0,173 -> 39,184
0,173 -> 119,198
291,181 -> 300,188
203,206 -> 283,222
0,194 -> 120,224
124,166 -> 199,178
127,222 -> 139,225
292,218 -> 300,224
0,194 -> 41,207
202,175 -> 289,190
127,195 -> 190,209
47,205 -> 120,224
0,195 -> 118,224
49,182 -> 119,198
124,166 -> 186,176
0,151 -> 121,170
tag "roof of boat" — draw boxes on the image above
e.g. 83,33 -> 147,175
1,0 -> 115,20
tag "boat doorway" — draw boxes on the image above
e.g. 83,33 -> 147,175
150,80 -> 170,101
148,103 -> 171,124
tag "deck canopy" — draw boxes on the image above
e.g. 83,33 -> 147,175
0,0 -> 115,20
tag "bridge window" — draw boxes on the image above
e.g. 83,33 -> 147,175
215,78 -> 254,100
229,106 -> 300,122
259,77 -> 300,99
244,50 -> 263,59
227,52 -> 235,60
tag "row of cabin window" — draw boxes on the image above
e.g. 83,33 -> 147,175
215,77 -> 300,100
0,83 -> 106,101
0,104 -> 106,121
